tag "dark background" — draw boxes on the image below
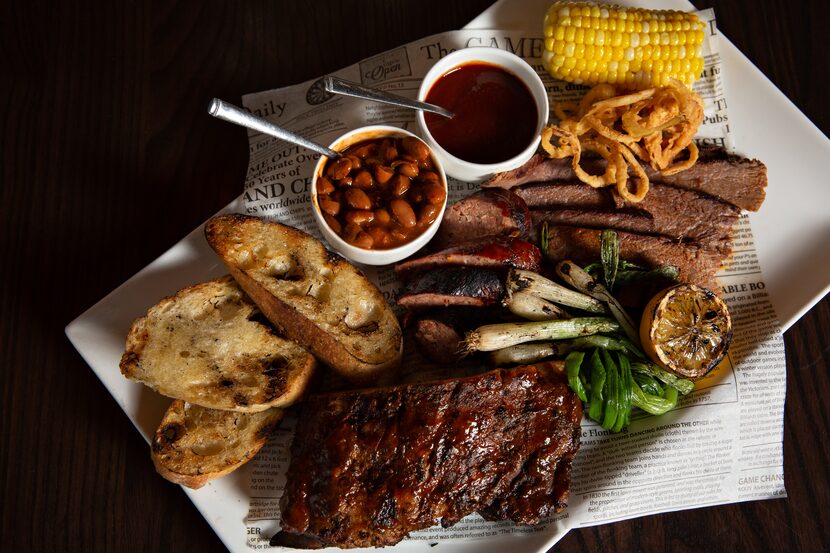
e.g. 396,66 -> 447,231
2,1 -> 828,551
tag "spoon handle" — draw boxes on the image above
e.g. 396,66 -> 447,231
208,99 -> 340,159
324,76 -> 454,119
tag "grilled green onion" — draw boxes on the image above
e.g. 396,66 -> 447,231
490,342 -> 560,366
567,335 -> 639,356
464,317 -> 619,353
555,260 -> 641,347
588,349 -> 606,423
601,349 -> 620,430
566,351 -> 587,402
508,269 -> 606,313
503,289 -> 569,321
600,229 -> 620,291
631,361 -> 695,395
616,352 -> 634,431
632,382 -> 679,415
633,372 -> 664,396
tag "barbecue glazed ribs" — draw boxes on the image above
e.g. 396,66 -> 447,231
272,362 -> 582,549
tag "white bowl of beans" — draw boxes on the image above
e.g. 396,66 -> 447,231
311,125 -> 448,266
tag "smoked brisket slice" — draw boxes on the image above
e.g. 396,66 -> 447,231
397,267 -> 504,308
273,362 -> 582,549
394,237 -> 542,278
483,146 -> 767,212
516,181 -> 615,210
433,188 -> 531,247
544,226 -> 724,292
529,189 -> 739,254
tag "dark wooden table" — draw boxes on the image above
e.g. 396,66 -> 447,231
2,1 -> 828,551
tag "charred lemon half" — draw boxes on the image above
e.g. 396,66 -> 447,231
639,284 -> 732,379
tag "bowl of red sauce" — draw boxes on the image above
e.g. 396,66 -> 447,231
416,48 -> 549,182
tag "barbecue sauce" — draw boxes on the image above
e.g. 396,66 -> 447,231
424,63 -> 537,165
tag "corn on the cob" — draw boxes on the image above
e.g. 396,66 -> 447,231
543,1 -> 706,87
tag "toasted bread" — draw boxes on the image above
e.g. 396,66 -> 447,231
204,215 -> 402,383
120,276 -> 316,412
151,399 -> 283,488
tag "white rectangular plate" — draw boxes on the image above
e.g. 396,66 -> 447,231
66,1 -> 830,552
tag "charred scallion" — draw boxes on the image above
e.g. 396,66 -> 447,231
600,229 -> 620,291
508,269 -> 606,313
464,317 -> 620,353
555,260 -> 641,347
489,342 -> 560,366
567,335 -> 640,356
539,221 -> 550,254
503,289 -> 569,321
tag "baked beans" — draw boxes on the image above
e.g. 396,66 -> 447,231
316,136 -> 446,250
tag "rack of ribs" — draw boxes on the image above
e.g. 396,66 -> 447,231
271,362 -> 582,549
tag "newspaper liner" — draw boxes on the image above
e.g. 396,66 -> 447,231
240,11 -> 786,551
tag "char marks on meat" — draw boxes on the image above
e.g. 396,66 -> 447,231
544,226 -> 724,292
397,267 -> 504,308
482,146 -> 767,212
433,188 -> 531,247
395,237 -> 542,278
273,362 -> 582,549
525,181 -> 740,253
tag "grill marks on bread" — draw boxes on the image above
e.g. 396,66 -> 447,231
205,215 -> 402,383
119,276 -> 316,412
151,400 -> 284,489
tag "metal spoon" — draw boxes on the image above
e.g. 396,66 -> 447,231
207,98 -> 341,158
324,76 -> 454,119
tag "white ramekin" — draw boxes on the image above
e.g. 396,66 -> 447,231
416,47 -> 549,183
311,125 -> 448,266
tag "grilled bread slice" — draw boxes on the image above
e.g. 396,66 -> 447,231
120,276 -> 316,412
151,399 -> 283,488
205,215 -> 402,383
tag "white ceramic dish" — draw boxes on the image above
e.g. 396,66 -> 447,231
416,47 -> 549,182
311,125 -> 448,265
65,1 -> 830,552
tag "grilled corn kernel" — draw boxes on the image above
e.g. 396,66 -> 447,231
543,1 -> 706,87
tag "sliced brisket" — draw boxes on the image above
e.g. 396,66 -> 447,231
515,181 -> 614,210
527,180 -> 741,253
483,146 -> 767,212
395,237 -> 542,278
544,225 -> 724,292
273,362 -> 582,549
433,188 -> 531,247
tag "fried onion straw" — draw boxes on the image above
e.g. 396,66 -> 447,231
540,80 -> 704,202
